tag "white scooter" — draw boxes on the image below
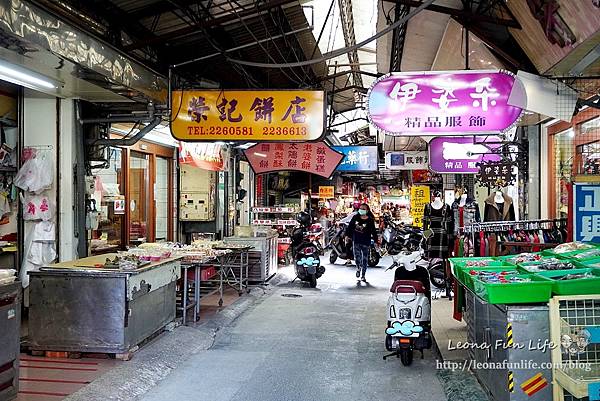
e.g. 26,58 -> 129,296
383,250 -> 432,366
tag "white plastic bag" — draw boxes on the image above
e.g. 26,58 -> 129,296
20,192 -> 54,221
14,156 -> 53,193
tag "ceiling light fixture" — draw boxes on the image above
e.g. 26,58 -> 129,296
0,60 -> 59,90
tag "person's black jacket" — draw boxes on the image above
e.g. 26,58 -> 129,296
345,214 -> 377,246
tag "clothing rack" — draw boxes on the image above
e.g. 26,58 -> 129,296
459,218 -> 567,234
457,218 -> 567,257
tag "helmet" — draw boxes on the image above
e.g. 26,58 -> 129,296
296,211 -> 311,227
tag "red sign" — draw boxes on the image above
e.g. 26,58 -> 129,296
244,142 -> 343,178
178,142 -> 226,171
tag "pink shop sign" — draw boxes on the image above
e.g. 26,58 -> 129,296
367,70 -> 524,136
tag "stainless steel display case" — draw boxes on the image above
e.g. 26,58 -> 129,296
0,282 -> 20,401
224,234 -> 277,282
28,256 -> 180,354
464,291 -> 552,401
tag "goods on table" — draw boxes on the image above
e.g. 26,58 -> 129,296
473,274 -> 552,304
470,270 -> 526,283
551,242 -> 595,254
568,248 -> 600,260
0,269 -> 16,284
520,258 -> 576,272
536,268 -> 600,296
503,253 -> 542,265
104,254 -> 149,270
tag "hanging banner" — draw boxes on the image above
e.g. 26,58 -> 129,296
171,90 -> 326,141
429,136 -> 501,173
178,142 -> 228,171
385,151 -> 428,170
332,146 -> 378,172
244,142 -> 343,178
573,183 -> 600,243
410,186 -> 430,228
367,70 -> 523,136
475,160 -> 517,189
319,186 -> 335,199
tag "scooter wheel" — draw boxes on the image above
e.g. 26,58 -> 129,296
400,349 -> 413,366
430,269 -> 446,289
309,274 -> 317,288
329,251 -> 338,265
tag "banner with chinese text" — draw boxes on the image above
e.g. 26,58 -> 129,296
573,183 -> 600,243
332,146 -> 378,172
244,142 -> 343,178
429,136 -> 501,173
171,90 -> 325,141
384,151 -> 428,170
319,186 -> 334,199
367,70 -> 523,136
410,186 -> 430,228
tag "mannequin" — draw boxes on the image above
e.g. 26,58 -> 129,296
458,193 -> 467,207
484,190 -> 515,222
423,191 -> 454,260
431,194 -> 444,209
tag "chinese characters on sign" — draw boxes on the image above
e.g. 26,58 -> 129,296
574,184 -> 600,243
429,136 -> 501,173
410,186 -> 430,228
171,90 -> 325,141
319,186 -> 335,199
384,151 -> 429,170
244,142 -> 343,178
475,160 -> 517,189
332,146 -> 378,172
367,71 -> 523,135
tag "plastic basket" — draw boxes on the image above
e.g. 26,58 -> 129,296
535,268 -> 600,296
518,258 -> 578,273
558,247 -> 600,261
461,266 -> 521,291
473,274 -> 553,304
449,257 -> 502,284
575,257 -> 600,269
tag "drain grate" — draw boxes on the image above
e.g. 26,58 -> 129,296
281,293 -> 302,298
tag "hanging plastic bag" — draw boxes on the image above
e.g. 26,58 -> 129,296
20,192 -> 54,221
14,158 -> 37,191
13,153 -> 53,193
0,123 -> 13,166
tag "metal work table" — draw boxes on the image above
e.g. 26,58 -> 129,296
28,254 -> 181,355
0,282 -> 20,401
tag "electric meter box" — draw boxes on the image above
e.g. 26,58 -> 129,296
179,165 -> 216,221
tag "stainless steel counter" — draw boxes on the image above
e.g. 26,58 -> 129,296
0,282 -> 20,401
28,256 -> 181,354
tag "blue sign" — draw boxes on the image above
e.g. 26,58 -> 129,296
574,183 -> 600,243
589,382 -> 600,401
332,146 -> 378,172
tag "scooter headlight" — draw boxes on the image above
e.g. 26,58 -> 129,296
390,305 -> 396,319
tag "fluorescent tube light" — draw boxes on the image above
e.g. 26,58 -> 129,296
0,60 -> 58,90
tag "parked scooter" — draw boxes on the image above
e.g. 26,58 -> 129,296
384,250 -> 432,366
291,212 -> 325,288
327,222 -> 380,267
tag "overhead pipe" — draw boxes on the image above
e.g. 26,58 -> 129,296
89,116 -> 162,146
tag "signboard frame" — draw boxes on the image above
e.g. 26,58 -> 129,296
170,89 -> 327,142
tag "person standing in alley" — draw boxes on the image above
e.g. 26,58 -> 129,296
345,203 -> 378,281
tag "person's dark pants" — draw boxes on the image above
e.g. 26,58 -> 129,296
353,243 -> 370,278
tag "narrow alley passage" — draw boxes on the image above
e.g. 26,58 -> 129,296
139,258 -> 447,401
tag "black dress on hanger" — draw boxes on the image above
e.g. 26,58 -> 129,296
423,203 -> 453,259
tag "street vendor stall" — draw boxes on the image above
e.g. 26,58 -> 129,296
28,254 -> 181,357
450,241 -> 600,401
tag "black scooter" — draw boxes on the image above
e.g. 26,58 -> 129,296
291,213 -> 325,288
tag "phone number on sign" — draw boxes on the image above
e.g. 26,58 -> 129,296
186,126 -> 308,136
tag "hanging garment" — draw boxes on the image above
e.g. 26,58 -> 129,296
452,198 -> 480,235
458,237 -> 464,257
479,232 -> 486,257
483,193 -> 516,221
423,203 -> 453,259
489,234 -> 497,257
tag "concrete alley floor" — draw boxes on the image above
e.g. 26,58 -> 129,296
137,255 -> 447,401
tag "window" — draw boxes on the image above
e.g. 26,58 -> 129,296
155,157 -> 169,241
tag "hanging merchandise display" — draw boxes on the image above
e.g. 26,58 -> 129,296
484,191 -> 516,222
451,189 -> 480,257
367,70 -> 524,136
244,142 -> 343,178
171,90 -> 326,141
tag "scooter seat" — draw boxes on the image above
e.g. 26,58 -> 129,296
390,280 -> 427,294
